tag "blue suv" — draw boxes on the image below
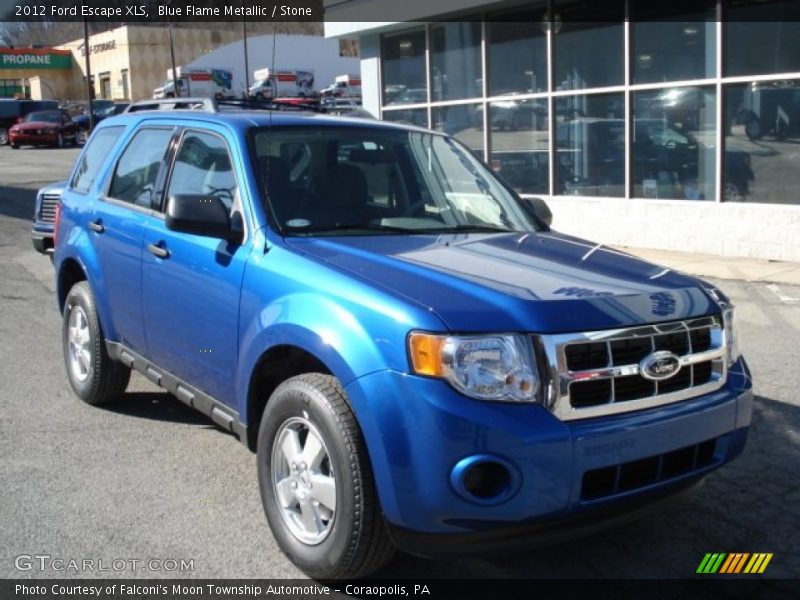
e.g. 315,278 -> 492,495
53,99 -> 753,579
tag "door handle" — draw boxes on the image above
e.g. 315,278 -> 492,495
147,242 -> 170,259
88,219 -> 104,233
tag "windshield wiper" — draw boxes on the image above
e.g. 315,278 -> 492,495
412,224 -> 515,234
284,223 -> 515,235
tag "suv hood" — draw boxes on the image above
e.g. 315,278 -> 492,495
286,231 -> 718,333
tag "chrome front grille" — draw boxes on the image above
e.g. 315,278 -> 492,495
541,315 -> 727,420
39,193 -> 60,224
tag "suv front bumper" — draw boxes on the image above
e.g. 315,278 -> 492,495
345,357 -> 753,551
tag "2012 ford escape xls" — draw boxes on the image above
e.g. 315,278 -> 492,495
53,99 -> 753,579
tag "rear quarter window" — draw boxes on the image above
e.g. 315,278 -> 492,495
72,126 -> 125,194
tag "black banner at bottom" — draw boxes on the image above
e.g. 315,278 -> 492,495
3,579 -> 800,600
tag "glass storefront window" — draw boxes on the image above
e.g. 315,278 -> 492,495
489,99 -> 549,194
431,22 -> 482,102
632,86 -> 716,201
555,93 -> 625,196
631,1 -> 716,84
382,28 -> 427,107
382,108 -> 428,129
433,104 -> 484,156
725,2 -> 800,76
553,0 -> 624,91
724,80 -> 800,204
487,6 -> 548,96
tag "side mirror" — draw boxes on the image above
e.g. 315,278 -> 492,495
523,196 -> 553,228
165,195 -> 239,242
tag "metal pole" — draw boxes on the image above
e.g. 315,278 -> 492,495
243,19 -> 250,97
169,21 -> 179,96
83,17 -> 94,130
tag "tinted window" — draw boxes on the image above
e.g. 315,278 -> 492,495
555,93 -> 625,196
632,86 -> 716,200
108,129 -> 173,207
382,28 -> 427,107
553,1 -> 624,91
167,131 -> 238,211
488,6 -> 549,95
0,101 -> 21,119
725,2 -> 800,76
489,99 -> 549,194
431,22 -> 482,102
432,104 -> 484,155
631,1 -> 716,84
724,80 -> 800,204
72,126 -> 125,194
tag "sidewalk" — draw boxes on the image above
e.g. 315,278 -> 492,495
614,246 -> 800,287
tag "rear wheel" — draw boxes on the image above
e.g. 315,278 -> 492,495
257,373 -> 394,579
62,281 -> 130,405
10,142 -> 19,149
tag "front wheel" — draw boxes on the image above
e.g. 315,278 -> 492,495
257,373 -> 394,579
62,281 -> 130,405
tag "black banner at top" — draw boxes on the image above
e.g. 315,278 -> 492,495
1,0 -> 800,23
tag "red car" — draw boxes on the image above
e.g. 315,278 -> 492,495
8,110 -> 79,149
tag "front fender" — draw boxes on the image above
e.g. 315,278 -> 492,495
235,244 -> 446,422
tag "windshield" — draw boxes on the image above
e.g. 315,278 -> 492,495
252,126 -> 540,235
25,111 -> 61,123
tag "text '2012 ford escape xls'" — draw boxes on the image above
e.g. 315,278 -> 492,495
53,99 -> 753,579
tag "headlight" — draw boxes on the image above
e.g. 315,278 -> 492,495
722,306 -> 741,366
408,332 -> 539,402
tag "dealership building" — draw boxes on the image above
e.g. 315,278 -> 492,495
326,0 -> 800,261
0,25 -> 240,102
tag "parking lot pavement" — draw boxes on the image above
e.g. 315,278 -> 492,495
0,145 -> 798,580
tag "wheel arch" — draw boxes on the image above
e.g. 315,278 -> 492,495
244,343 -> 335,451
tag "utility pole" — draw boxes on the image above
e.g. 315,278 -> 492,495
168,20 -> 179,95
243,19 -> 250,97
83,16 -> 94,131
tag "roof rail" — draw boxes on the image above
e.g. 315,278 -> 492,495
216,98 -> 327,113
125,96 -> 331,115
125,98 -> 216,113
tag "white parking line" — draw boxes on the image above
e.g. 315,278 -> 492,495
766,284 -> 799,304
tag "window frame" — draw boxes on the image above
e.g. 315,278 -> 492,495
161,127 -> 248,241
69,125 -> 126,195
102,125 -> 179,214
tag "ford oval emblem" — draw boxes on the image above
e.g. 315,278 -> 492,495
640,351 -> 682,381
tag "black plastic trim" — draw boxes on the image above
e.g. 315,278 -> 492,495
385,478 -> 703,559
106,341 -> 247,442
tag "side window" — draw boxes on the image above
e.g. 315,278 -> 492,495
72,126 -> 125,194
167,131 -> 238,211
108,128 -> 174,207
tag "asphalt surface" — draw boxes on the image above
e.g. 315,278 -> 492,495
0,145 -> 798,581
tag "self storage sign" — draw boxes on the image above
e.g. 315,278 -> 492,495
0,48 -> 72,69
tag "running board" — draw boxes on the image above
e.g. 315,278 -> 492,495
107,341 -> 247,443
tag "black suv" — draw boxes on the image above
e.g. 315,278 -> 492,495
0,99 -> 59,145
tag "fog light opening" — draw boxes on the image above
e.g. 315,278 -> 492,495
463,462 -> 511,499
451,455 -> 520,505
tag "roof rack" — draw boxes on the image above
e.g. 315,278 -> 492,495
124,97 -> 328,114
125,98 -> 216,113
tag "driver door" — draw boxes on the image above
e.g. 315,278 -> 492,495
140,128 -> 249,406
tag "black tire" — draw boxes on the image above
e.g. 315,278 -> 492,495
62,281 -> 130,405
10,143 -> 19,149
257,373 -> 394,579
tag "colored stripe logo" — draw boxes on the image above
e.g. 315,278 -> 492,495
697,553 -> 773,574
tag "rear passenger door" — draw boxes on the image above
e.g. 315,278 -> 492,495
140,128 -> 249,406
86,126 -> 175,353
